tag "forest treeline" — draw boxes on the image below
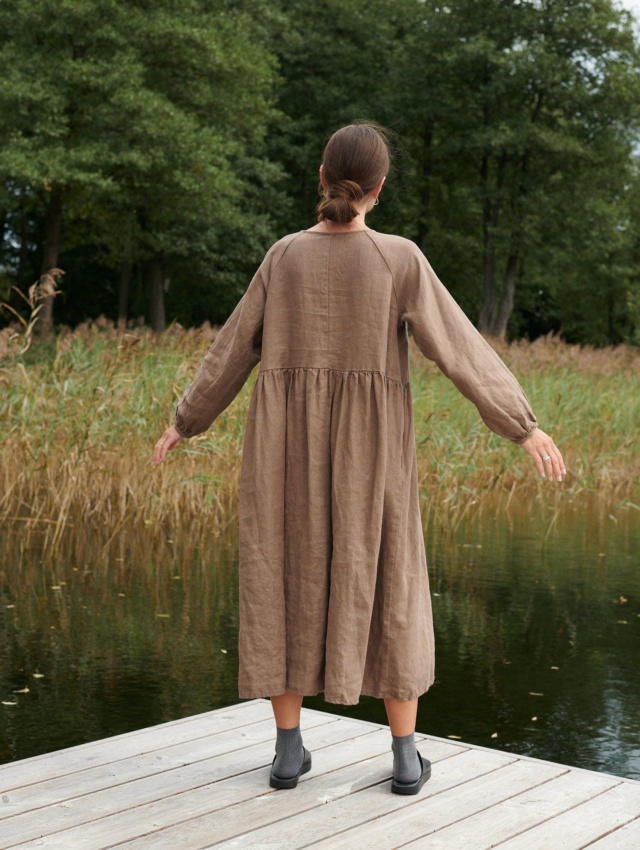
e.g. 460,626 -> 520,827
1,0 -> 640,345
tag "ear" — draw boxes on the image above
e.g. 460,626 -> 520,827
319,164 -> 329,192
374,175 -> 386,199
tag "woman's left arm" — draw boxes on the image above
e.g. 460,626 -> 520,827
397,243 -> 565,481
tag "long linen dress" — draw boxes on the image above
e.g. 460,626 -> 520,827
174,229 -> 538,706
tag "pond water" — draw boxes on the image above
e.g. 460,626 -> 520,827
1,497 -> 639,779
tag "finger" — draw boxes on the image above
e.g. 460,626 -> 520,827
547,442 -> 566,480
539,450 -> 554,481
533,452 -> 545,478
541,447 -> 562,481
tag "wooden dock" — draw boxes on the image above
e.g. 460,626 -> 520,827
0,698 -> 639,849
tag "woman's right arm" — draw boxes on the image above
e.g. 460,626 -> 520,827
172,247 -> 273,440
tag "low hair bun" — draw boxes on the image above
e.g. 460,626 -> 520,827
318,179 -> 364,224
330,179 -> 365,203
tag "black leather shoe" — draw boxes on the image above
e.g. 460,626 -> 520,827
269,746 -> 312,789
391,750 -> 432,795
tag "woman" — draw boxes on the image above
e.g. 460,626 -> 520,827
152,122 -> 565,796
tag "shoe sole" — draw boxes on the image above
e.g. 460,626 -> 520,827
391,750 -> 432,795
269,747 -> 312,789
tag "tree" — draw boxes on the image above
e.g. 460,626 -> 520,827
2,0 -> 639,344
265,0 -> 407,234
392,0 -> 640,339
0,0 -> 281,331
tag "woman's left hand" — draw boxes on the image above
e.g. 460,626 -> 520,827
520,427 -> 566,481
152,424 -> 183,467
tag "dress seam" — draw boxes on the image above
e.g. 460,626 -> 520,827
364,230 -> 402,328
259,366 -> 410,389
268,230 -> 307,278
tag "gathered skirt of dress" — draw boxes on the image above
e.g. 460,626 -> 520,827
237,365 -> 436,706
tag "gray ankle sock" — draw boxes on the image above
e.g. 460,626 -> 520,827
392,731 -> 421,783
273,724 -> 304,778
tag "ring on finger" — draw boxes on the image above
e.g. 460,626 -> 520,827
542,454 -> 552,462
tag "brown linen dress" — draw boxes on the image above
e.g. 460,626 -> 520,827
174,229 -> 538,706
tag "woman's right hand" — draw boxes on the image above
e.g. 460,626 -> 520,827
520,428 -> 566,481
152,424 -> 183,467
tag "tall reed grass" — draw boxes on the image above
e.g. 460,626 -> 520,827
1,320 -> 638,555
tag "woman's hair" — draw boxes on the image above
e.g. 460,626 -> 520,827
317,121 -> 392,224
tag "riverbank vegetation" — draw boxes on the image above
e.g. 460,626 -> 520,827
1,324 -> 638,556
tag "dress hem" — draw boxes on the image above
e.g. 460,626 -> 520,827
238,677 -> 436,706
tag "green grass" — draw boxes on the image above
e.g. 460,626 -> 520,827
1,321 -> 638,554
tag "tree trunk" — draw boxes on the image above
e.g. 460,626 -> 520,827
478,153 -> 498,334
16,212 -> 30,290
7,212 -> 31,313
479,152 -> 516,336
117,259 -> 133,329
477,82 -> 543,337
38,187 -> 63,331
607,261 -> 619,344
416,120 -> 434,254
146,258 -> 166,332
493,252 -> 518,339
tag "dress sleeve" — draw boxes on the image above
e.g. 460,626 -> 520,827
396,244 -> 538,443
173,249 -> 271,439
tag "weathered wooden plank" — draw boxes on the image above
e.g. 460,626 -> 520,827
0,717 -> 377,848
287,759 -> 565,850
127,747 -> 514,850
2,699 -> 638,850
489,781 -> 640,849
422,734 -> 640,787
104,738 -> 471,850
0,714 -> 336,842
8,737 -> 463,850
0,700 -> 273,792
0,713 -> 337,821
398,769 -> 619,850
580,817 -> 640,850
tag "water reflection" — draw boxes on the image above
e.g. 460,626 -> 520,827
1,498 -> 638,779
422,498 -> 640,780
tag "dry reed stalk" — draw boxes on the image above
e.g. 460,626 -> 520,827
0,320 -> 638,556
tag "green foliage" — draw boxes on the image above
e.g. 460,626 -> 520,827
0,0 -> 282,326
0,0 -> 639,343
